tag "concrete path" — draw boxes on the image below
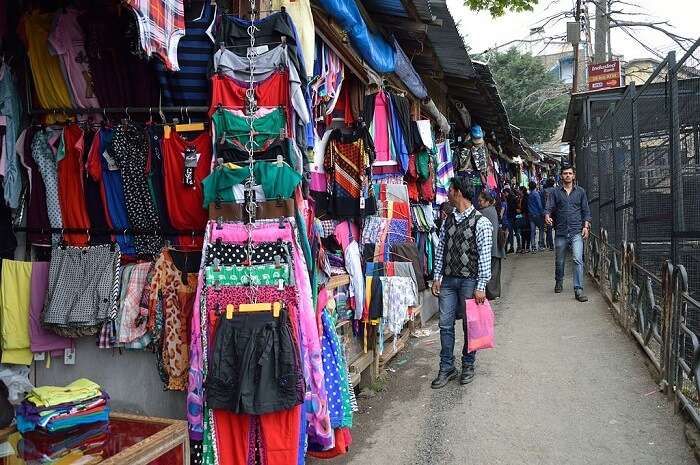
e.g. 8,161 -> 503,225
320,251 -> 696,465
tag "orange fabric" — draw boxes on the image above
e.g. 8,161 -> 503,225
57,124 -> 91,245
214,406 -> 302,465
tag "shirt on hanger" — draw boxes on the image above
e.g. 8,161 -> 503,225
48,8 -> 101,109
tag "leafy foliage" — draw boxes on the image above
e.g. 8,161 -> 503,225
485,48 -> 569,144
464,0 -> 539,17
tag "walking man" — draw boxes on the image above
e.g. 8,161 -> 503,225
544,165 -> 592,302
431,177 -> 493,388
478,190 -> 505,300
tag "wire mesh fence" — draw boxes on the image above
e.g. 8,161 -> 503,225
577,42 -> 700,431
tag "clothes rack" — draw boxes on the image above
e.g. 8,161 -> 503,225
28,106 -> 209,116
12,227 -> 207,236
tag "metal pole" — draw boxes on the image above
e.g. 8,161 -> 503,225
596,116 -> 603,235
668,51 -> 683,266
572,0 -> 582,93
630,83 -> 641,257
610,103 -> 618,246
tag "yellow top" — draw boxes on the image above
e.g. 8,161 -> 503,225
27,378 -> 102,408
20,11 -> 73,112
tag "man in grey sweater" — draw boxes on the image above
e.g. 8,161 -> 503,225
478,190 -> 505,299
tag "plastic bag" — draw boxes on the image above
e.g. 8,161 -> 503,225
465,299 -> 495,351
0,364 -> 33,405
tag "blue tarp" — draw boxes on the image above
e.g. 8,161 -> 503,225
317,0 -> 395,73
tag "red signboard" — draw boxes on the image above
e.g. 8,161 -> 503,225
587,60 -> 621,91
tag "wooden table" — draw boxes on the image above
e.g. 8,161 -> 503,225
0,412 -> 189,465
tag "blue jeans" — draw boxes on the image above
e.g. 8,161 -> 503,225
530,215 -> 545,250
555,233 -> 584,290
545,225 -> 554,249
438,276 -> 477,372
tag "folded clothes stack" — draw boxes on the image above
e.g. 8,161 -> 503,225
15,378 -> 110,433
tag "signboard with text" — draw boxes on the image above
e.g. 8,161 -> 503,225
587,60 -> 621,91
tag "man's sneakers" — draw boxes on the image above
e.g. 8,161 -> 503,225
430,368 -> 457,389
460,365 -> 475,385
554,281 -> 563,293
575,289 -> 589,302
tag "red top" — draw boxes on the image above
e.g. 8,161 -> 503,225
209,70 -> 291,121
57,124 -> 91,245
162,130 -> 212,247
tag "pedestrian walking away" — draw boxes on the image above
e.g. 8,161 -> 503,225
544,165 -> 592,302
431,177 -> 493,389
543,178 -> 556,250
478,190 -> 505,301
527,180 -> 545,253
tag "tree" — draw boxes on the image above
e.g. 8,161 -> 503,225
464,0 -> 539,17
485,48 -> 569,144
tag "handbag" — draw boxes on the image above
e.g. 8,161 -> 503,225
465,298 -> 495,351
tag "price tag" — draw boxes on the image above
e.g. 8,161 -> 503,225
102,150 -> 119,171
33,352 -> 46,361
360,197 -> 366,210
64,348 -> 76,365
183,146 -> 199,186
278,279 -> 284,291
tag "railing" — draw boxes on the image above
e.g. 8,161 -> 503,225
586,229 -> 700,427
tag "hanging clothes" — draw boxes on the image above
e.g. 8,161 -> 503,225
86,128 -> 136,255
48,8 -> 101,109
109,125 -> 163,255
31,129 -> 63,245
78,5 -> 160,107
155,1 -> 216,106
57,124 -> 91,246
0,63 -> 23,208
18,11 -> 73,113
161,130 -> 212,248
125,0 -> 186,71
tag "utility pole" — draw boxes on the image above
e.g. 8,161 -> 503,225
594,0 -> 608,63
571,0 -> 582,93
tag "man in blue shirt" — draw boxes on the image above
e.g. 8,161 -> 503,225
527,181 -> 545,252
544,165 -> 592,302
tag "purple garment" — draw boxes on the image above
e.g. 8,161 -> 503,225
29,262 -> 73,355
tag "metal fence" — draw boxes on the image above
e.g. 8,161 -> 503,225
576,38 -> 700,431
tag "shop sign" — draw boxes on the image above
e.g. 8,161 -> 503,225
587,60 -> 621,91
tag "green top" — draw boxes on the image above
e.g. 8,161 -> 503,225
212,107 -> 286,151
201,162 -> 302,206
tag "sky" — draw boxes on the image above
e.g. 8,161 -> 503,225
446,0 -> 700,64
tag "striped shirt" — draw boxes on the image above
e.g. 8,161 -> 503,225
154,1 -> 216,106
434,206 -> 493,291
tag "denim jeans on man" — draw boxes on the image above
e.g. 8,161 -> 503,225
555,233 -> 584,290
438,277 -> 477,372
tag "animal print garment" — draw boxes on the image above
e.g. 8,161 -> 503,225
141,249 -> 198,391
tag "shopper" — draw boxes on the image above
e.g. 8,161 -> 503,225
514,186 -> 530,253
527,181 -> 545,252
543,178 -> 556,250
504,187 -> 517,253
544,165 -> 592,302
431,177 -> 493,389
478,190 -> 505,300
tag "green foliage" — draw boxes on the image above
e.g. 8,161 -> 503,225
464,0 -> 538,17
486,48 -> 569,144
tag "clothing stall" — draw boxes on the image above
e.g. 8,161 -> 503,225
0,0 -> 442,464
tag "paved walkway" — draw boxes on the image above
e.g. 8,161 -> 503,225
321,251 -> 696,465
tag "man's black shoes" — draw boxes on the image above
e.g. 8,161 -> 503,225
554,281 -> 563,293
431,368 -> 457,389
575,289 -> 589,302
460,365 -> 475,385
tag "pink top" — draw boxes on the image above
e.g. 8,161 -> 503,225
48,9 -> 100,109
372,92 -> 390,162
